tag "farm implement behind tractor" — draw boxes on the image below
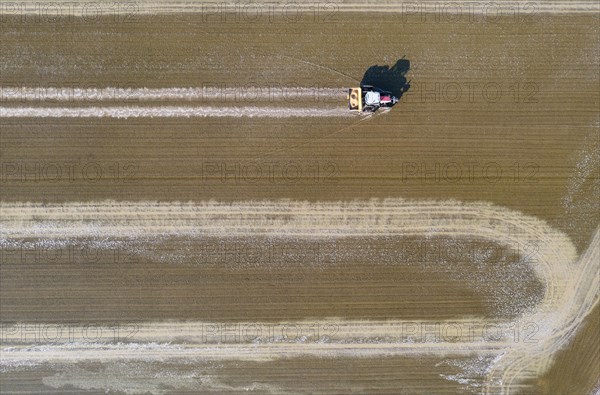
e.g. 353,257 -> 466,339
348,85 -> 398,112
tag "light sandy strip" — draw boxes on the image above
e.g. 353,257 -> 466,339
0,199 -> 575,309
0,87 -> 346,102
0,106 -> 353,118
486,227 -> 599,394
0,318 -> 537,347
0,200 -> 597,394
0,1 -> 598,14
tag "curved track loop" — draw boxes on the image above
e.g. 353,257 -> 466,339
1,199 -> 596,394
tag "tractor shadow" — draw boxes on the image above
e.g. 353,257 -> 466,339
360,58 -> 411,99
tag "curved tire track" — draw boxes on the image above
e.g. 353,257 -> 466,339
1,199 -> 596,394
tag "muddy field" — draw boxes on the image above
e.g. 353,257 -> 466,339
1,1 -> 599,394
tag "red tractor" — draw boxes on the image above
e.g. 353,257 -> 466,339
348,85 -> 399,112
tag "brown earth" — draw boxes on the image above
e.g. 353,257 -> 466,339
1,9 -> 598,395
0,236 -> 544,322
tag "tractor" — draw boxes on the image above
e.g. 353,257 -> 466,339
347,85 -> 398,112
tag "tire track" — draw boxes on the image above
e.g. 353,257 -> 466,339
0,106 -> 354,118
2,1 -> 598,15
486,227 -> 599,394
2,199 -> 595,394
0,87 -> 346,102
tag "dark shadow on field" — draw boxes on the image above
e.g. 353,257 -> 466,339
361,58 -> 411,99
